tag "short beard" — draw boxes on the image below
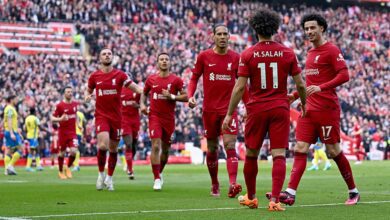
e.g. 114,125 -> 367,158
102,61 -> 112,66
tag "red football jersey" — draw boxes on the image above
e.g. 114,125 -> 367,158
53,101 -> 78,136
305,42 -> 348,111
353,123 -> 362,139
88,68 -> 133,121
144,73 -> 184,120
121,87 -> 140,122
238,41 -> 301,112
191,49 -> 239,113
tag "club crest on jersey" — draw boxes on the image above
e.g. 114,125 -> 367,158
209,73 -> 215,81
112,79 -> 116,85
314,55 -> 320,63
227,63 -> 232,70
167,83 -> 172,91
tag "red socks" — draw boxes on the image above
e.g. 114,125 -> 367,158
226,149 -> 238,185
97,149 -> 107,172
67,155 -> 75,168
107,152 -> 117,176
272,156 -> 286,202
333,152 -> 356,190
125,148 -> 133,172
206,151 -> 219,185
287,152 -> 307,190
58,156 -> 64,172
244,156 -> 258,200
152,164 -> 161,180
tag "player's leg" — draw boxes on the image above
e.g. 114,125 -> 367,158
222,134 -> 241,198
123,135 -> 135,179
318,148 -> 331,170
7,133 -> 23,175
326,143 -> 360,205
307,149 -> 320,171
117,139 -> 126,171
65,139 -> 78,179
72,135 -> 82,171
278,111 -> 316,205
268,108 -> 289,211
151,138 -> 162,190
4,147 -> 12,174
95,117 -> 111,190
239,110 -> 265,209
26,142 -> 34,172
203,111 -> 220,196
104,136 -> 120,191
159,119 -> 174,177
222,112 -> 241,198
57,148 -> 67,179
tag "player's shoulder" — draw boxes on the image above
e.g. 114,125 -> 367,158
227,49 -> 240,57
240,46 -> 256,60
170,73 -> 183,82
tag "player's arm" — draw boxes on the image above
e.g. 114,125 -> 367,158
292,73 -> 307,117
307,68 -> 349,96
162,89 -> 188,102
128,82 -> 143,94
51,106 -> 67,122
85,86 -> 94,103
188,53 -> 204,108
222,76 -> 248,131
140,79 -> 151,115
140,92 -> 148,115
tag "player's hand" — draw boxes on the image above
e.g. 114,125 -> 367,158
300,103 -> 306,118
10,132 -> 16,141
287,93 -> 296,104
85,94 -> 92,102
222,115 -> 232,131
242,109 -> 248,122
188,97 -> 197,109
61,114 -> 69,121
140,105 -> 148,115
307,85 -> 321,96
161,89 -> 171,99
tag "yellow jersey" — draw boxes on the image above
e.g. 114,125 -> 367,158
76,111 -> 85,136
3,104 -> 18,132
25,115 -> 40,139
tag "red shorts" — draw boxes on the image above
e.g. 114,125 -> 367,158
202,111 -> 238,139
245,107 -> 290,150
122,117 -> 140,138
50,143 -> 59,154
149,114 -> 174,144
296,110 -> 340,144
355,137 -> 362,149
58,135 -> 78,152
95,116 -> 122,141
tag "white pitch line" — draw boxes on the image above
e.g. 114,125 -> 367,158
14,200 -> 390,219
0,217 -> 30,220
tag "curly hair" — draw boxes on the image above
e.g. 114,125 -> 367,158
249,9 -> 281,38
301,13 -> 328,32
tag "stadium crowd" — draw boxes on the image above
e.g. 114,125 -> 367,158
0,0 -> 388,160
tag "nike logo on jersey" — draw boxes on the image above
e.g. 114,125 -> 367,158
64,110 -> 68,112
121,95 -> 125,97
152,85 -> 158,88
208,64 -> 216,66
97,82 -> 103,85
323,137 -> 331,141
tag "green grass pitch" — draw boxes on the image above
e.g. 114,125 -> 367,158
1,160 -> 389,219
